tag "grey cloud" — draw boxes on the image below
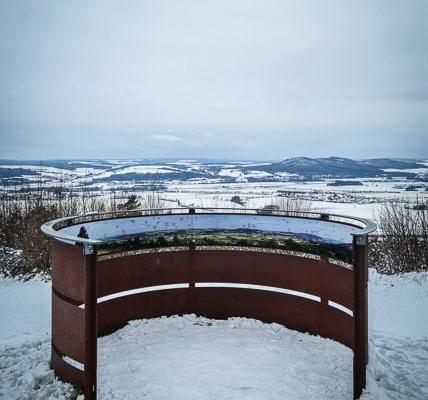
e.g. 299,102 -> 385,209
0,0 -> 427,160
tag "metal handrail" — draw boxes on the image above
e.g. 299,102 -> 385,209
41,207 -> 377,247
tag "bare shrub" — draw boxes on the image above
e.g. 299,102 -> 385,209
0,195 -> 60,277
0,183 -> 110,278
272,194 -> 314,215
140,191 -> 165,212
370,199 -> 428,274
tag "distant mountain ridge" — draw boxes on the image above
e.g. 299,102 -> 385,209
245,157 -> 427,179
0,157 -> 427,185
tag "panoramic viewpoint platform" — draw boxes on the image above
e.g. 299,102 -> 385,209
41,208 -> 376,400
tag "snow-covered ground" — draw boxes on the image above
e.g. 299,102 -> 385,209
2,159 -> 427,221
1,270 -> 427,400
163,178 -> 427,221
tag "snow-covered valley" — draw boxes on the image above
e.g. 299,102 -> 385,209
1,157 -> 427,221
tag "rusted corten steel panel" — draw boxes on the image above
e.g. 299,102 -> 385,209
51,239 -> 85,303
96,251 -> 193,298
192,249 -> 353,311
193,287 -> 354,349
96,249 -> 353,311
97,288 -> 190,337
52,290 -> 85,363
96,285 -> 354,349
51,344 -> 84,387
95,248 -> 354,347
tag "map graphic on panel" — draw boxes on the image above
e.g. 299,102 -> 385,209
60,214 -> 358,262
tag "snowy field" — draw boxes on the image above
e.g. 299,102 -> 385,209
2,159 -> 427,223
1,270 -> 427,400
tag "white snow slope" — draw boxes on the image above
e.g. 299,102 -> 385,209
0,270 -> 427,400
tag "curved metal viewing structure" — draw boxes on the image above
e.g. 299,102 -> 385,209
41,208 -> 376,400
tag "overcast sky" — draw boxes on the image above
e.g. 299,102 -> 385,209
0,0 -> 427,161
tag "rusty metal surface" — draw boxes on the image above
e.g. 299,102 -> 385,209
193,287 -> 354,349
84,252 -> 97,400
51,239 -> 85,302
51,344 -> 84,388
52,290 -> 85,363
191,250 -> 354,310
353,238 -> 369,399
97,249 -> 354,311
96,251 -> 192,298
96,248 -> 355,348
97,286 -> 354,349
50,244 -> 362,399
97,288 -> 190,337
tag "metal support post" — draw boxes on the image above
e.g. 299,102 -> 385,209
353,234 -> 368,399
83,244 -> 97,400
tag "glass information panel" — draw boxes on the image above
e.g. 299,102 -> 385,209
60,214 -> 359,261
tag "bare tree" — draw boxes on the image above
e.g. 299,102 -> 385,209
140,191 -> 165,212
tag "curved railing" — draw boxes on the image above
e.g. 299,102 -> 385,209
41,208 -> 376,400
